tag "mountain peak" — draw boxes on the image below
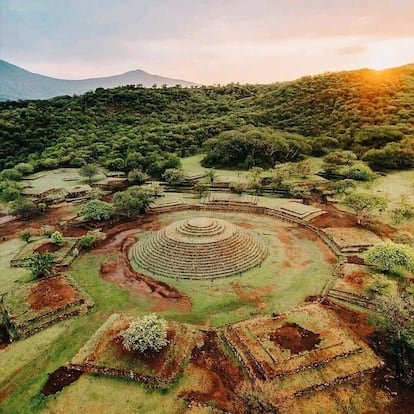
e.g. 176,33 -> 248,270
0,60 -> 197,101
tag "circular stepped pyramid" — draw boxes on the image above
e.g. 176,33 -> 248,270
131,217 -> 268,279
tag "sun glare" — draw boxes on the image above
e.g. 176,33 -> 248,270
365,39 -> 412,71
368,50 -> 398,71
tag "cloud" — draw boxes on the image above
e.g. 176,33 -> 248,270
336,45 -> 367,56
1,0 -> 413,83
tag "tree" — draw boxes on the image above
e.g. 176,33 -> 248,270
80,200 -> 114,221
247,167 -> 264,193
329,179 -> 356,195
365,243 -> 414,274
23,252 -> 56,278
295,159 -> 313,178
121,314 -> 169,353
344,164 -> 375,181
365,274 -> 396,298
323,150 -> 357,173
391,198 -> 414,225
9,197 -> 38,219
140,183 -> 163,198
0,168 -> 23,181
268,163 -> 294,192
201,127 -> 310,169
18,229 -> 34,243
14,162 -> 34,175
51,231 -> 65,246
0,180 -> 22,201
206,170 -> 216,184
369,293 -> 414,385
78,230 -> 105,249
228,181 -> 246,194
342,193 -> 387,225
194,181 -> 209,198
89,187 -> 105,200
113,187 -> 156,218
127,169 -> 149,184
162,168 -> 186,185
363,138 -> 414,170
79,164 -> 100,183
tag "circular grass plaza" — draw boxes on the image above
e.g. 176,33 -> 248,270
128,210 -> 337,324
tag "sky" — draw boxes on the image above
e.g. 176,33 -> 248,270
1,0 -> 414,84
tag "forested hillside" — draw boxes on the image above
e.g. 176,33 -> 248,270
0,64 -> 413,173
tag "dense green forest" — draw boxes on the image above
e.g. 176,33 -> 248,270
0,64 -> 413,174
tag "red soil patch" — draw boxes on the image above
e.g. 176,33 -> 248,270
41,366 -> 83,396
0,325 -> 10,350
269,322 -> 321,354
0,205 -> 79,240
343,270 -> 370,289
346,255 -> 365,265
35,242 -> 62,253
27,276 -> 76,311
310,204 -> 357,228
179,330 -> 244,413
305,295 -> 319,303
321,299 -> 374,344
310,204 -> 397,240
98,233 -> 191,312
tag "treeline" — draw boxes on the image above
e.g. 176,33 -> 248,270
0,64 -> 413,173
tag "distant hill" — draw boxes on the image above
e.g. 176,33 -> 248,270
0,63 -> 413,171
0,60 -> 197,101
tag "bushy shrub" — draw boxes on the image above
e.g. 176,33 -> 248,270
9,197 -> 38,219
51,231 -> 65,246
41,225 -> 55,237
365,243 -> 414,274
79,164 -> 100,182
0,168 -> 23,181
0,180 -> 22,201
78,230 -> 105,249
162,168 -> 186,185
80,200 -> 114,221
23,252 -> 56,278
14,163 -> 34,175
128,169 -> 149,184
18,229 -> 34,243
113,186 -> 156,218
141,183 -> 163,197
121,314 -> 169,353
365,274 -> 396,298
344,164 -> 375,181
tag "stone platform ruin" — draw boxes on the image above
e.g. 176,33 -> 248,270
130,216 -> 268,279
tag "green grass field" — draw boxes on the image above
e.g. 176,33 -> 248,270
2,173 -> 407,413
131,211 -> 336,326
